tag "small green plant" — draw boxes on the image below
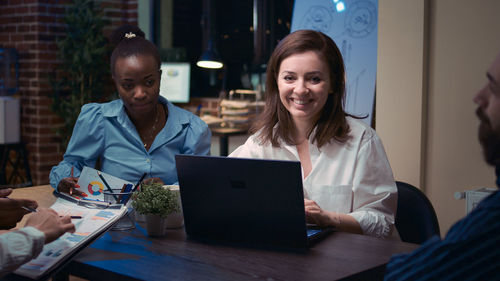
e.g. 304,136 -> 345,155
131,183 -> 180,218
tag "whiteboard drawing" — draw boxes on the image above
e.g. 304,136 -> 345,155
291,0 -> 378,125
345,1 -> 377,38
300,6 -> 334,34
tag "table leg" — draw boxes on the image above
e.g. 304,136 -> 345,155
219,135 -> 229,156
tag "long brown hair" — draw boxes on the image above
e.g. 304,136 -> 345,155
252,29 -> 356,148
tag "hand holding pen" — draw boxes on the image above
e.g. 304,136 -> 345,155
0,188 -> 38,229
24,208 -> 76,244
56,166 -> 86,198
0,190 -> 75,243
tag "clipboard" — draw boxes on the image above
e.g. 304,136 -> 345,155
11,191 -> 128,280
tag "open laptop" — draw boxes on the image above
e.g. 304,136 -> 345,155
175,154 -> 334,250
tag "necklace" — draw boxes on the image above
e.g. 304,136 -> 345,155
144,104 -> 160,148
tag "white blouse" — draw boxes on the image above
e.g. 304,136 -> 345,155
229,117 -> 397,238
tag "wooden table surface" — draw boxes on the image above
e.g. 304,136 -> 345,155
8,186 -> 419,281
63,224 -> 417,281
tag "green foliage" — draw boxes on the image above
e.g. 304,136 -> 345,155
132,183 -> 180,218
49,0 -> 112,149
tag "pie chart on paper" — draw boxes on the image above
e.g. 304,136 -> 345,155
88,181 -> 104,196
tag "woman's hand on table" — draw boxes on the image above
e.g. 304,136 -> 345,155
57,177 -> 86,197
142,177 -> 165,185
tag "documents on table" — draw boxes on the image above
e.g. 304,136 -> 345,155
13,195 -> 127,279
75,166 -> 133,201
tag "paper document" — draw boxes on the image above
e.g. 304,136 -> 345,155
75,166 -> 133,201
13,197 -> 127,279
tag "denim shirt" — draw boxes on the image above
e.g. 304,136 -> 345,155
49,96 -> 211,188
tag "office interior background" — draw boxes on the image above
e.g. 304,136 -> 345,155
1,0 -> 500,236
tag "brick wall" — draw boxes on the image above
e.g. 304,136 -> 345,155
0,0 -> 138,186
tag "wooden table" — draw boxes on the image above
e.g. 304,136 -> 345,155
9,186 -> 419,281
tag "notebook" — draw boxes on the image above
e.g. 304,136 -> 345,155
175,154 -> 334,250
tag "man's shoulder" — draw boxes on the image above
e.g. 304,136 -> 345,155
447,189 -> 500,239
474,189 -> 500,210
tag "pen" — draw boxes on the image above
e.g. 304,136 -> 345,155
21,205 -> 38,213
120,184 -> 133,204
117,183 -> 127,202
58,215 -> 82,219
121,173 -> 147,205
131,172 -> 147,193
81,197 -> 105,202
97,171 -> 119,202
6,197 -> 37,213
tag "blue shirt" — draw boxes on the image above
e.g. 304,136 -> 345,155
384,180 -> 500,280
49,97 -> 211,188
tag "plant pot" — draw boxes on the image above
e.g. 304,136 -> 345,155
163,185 -> 184,229
165,211 -> 184,229
145,214 -> 167,237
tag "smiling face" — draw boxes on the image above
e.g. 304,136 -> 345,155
474,52 -> 500,165
113,54 -> 162,120
277,51 -> 331,129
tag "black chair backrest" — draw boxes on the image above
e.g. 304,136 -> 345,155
395,181 -> 440,244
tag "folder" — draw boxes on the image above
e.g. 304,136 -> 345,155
12,191 -> 128,280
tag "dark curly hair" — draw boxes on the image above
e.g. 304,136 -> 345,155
109,25 -> 161,76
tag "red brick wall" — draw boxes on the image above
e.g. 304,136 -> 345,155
0,0 -> 138,186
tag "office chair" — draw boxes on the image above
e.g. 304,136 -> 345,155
0,142 -> 33,188
395,181 -> 440,244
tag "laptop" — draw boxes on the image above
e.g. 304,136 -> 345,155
175,154 -> 334,250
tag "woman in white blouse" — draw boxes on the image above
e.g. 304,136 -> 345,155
229,30 -> 397,238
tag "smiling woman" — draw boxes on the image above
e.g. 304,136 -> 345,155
277,51 -> 331,133
229,30 -> 398,239
49,25 -> 212,196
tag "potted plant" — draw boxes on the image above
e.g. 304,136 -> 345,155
131,182 -> 180,236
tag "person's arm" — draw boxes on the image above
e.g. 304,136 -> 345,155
24,208 -> 75,244
304,199 -> 363,234
49,103 -> 105,193
385,192 -> 500,280
0,208 -> 75,277
348,131 -> 398,238
0,227 -> 45,277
